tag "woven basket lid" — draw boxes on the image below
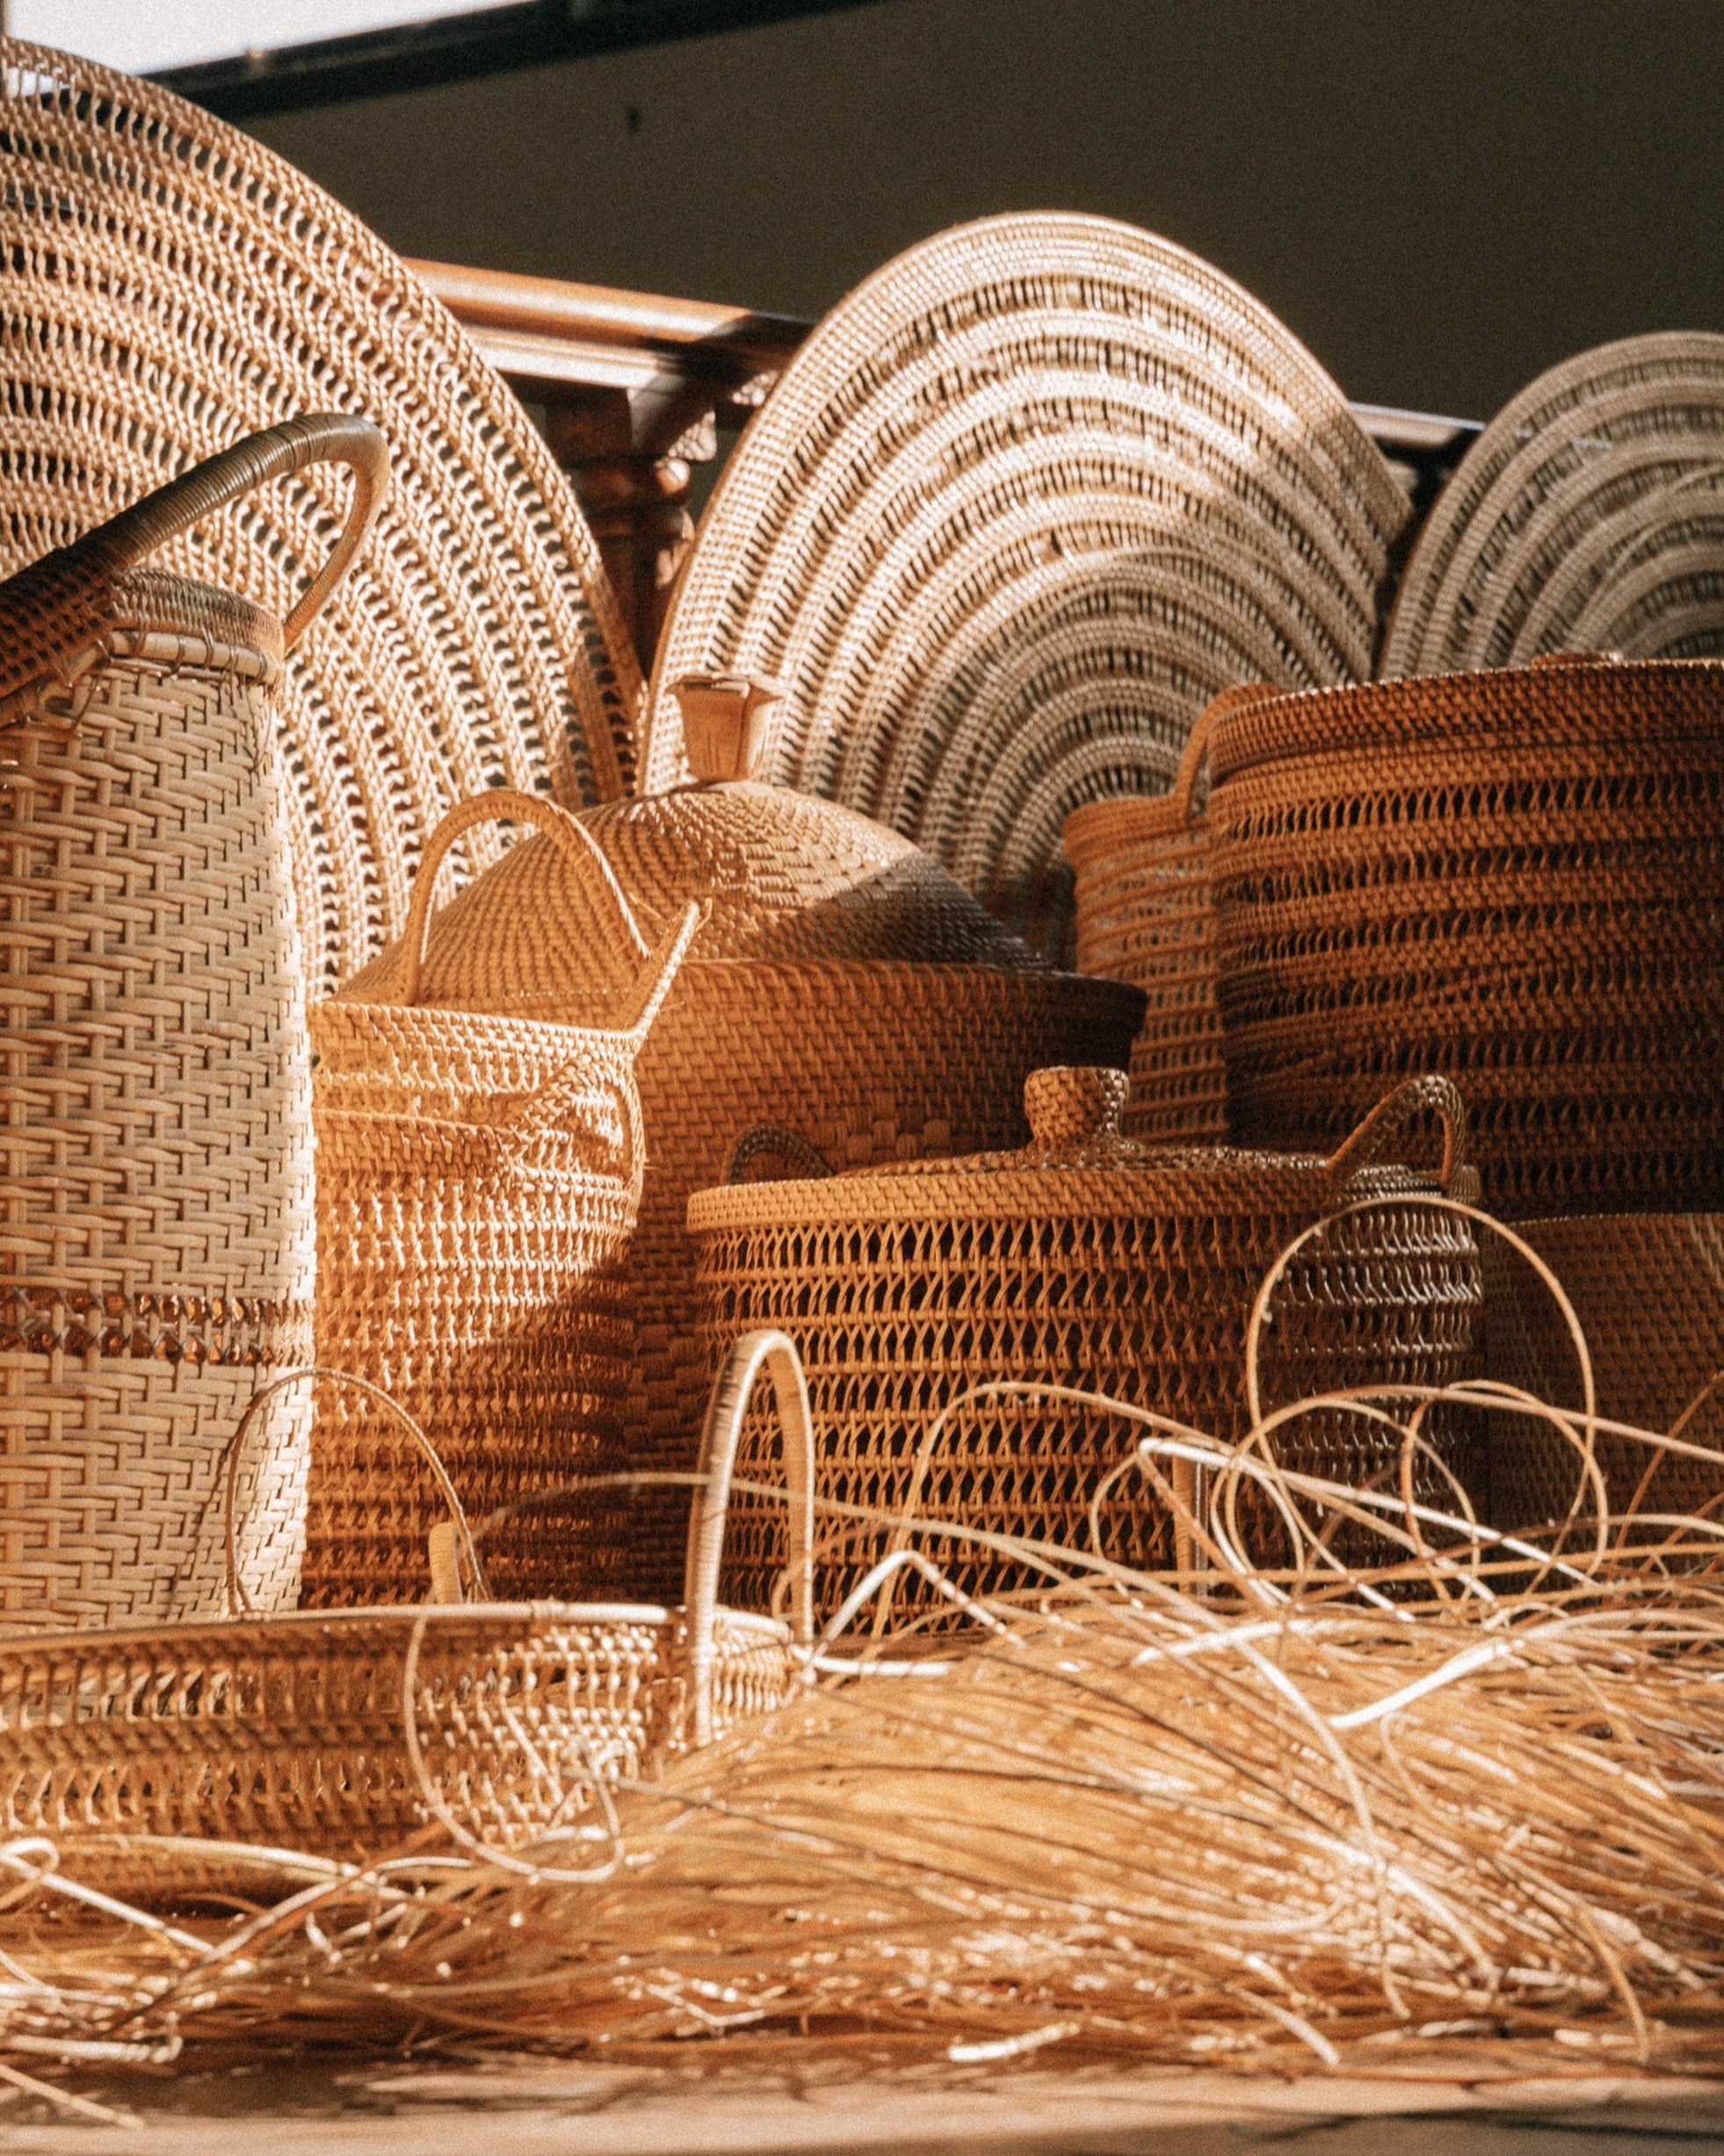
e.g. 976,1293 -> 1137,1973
0,38 -> 640,996
641,214 -> 1411,961
1380,332 -> 1724,679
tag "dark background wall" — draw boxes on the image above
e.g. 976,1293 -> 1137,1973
253,0 -> 1724,424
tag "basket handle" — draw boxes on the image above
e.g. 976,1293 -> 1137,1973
1323,1075 -> 1468,1195
724,1123 -> 834,1185
685,1330 -> 816,1747
69,414 -> 388,654
214,1365 -> 489,1616
1163,681 -> 1279,824
385,788 -> 653,1009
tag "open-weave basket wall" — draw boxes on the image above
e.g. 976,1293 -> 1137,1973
1205,658 -> 1724,1219
643,215 -> 1410,961
1380,333 -> 1724,679
0,38 -> 640,995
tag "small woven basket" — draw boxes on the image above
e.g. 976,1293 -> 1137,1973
0,417 -> 385,1631
308,791 -> 702,1609
691,1071 -> 1484,1618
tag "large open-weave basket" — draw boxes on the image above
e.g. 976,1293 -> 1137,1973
308,792 -> 702,1609
690,1070 -> 1483,1618
1204,656 -> 1724,1218
0,417 -> 385,1632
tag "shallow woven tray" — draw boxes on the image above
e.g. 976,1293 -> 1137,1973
1380,332 -> 1724,678
642,214 -> 1410,958
0,37 -> 640,995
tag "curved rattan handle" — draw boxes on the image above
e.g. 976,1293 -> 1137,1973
1323,1075 -> 1468,1194
214,1365 -> 489,1616
725,1123 -> 834,1185
1164,681 -> 1279,824
685,1330 -> 816,1746
387,788 -> 650,1008
75,415 -> 388,654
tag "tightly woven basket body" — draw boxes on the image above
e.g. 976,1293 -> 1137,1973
0,419 -> 385,1631
1487,1214 -> 1724,1530
690,1071 -> 1483,1619
309,793 -> 701,1610
1205,657 -> 1724,1218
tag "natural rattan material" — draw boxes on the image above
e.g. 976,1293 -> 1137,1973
1204,657 -> 1724,1218
690,1071 -> 1484,1619
0,38 -> 640,998
0,421 -> 383,1630
642,215 -> 1411,959
308,792 -> 701,1610
1382,333 -> 1724,679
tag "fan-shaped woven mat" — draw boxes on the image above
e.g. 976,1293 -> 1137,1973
0,40 -> 640,994
1380,332 -> 1724,679
642,214 -> 1409,958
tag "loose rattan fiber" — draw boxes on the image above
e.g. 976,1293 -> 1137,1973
1204,657 -> 1724,1218
1381,332 -> 1724,679
690,1070 -> 1484,1621
643,215 -> 1411,960
0,38 -> 641,996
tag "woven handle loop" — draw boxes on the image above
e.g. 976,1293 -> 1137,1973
685,1330 -> 816,1747
1323,1075 -> 1468,1194
725,1123 -> 834,1185
1164,681 -> 1279,824
74,414 -> 388,653
388,788 -> 651,1009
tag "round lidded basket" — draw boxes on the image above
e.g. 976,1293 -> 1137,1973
341,679 -> 1145,1602
0,417 -> 386,1632
689,1069 -> 1485,1620
309,790 -> 702,1611
1203,656 -> 1724,1219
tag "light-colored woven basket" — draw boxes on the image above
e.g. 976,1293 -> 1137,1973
1204,655 -> 1724,1218
0,37 -> 640,998
690,1070 -> 1484,1616
0,417 -> 386,1632
341,688 -> 1144,1601
308,791 -> 702,1610
641,214 -> 1411,959
1381,332 -> 1724,679
0,1335 -> 814,1889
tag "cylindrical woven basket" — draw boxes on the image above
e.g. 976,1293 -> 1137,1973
0,1335 -> 814,1893
308,791 -> 702,1609
690,1070 -> 1484,1620
0,417 -> 386,1631
1485,1213 -> 1724,1531
1204,656 -> 1724,1218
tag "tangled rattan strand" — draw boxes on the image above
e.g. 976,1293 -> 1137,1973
0,38 -> 640,995
642,214 -> 1411,959
1380,331 -> 1724,678
1205,657 -> 1724,1218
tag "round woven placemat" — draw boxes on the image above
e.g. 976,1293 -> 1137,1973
1380,332 -> 1724,679
642,214 -> 1410,959
0,40 -> 640,994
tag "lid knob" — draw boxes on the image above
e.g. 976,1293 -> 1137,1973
671,673 -> 786,783
1024,1065 -> 1129,1151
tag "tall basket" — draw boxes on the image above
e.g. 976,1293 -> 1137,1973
0,417 -> 386,1630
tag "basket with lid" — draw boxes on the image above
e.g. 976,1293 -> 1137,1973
689,1069 -> 1485,1618
340,677 -> 1144,1600
308,790 -> 701,1609
0,417 -> 385,1631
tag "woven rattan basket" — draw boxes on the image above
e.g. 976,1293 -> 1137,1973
308,792 -> 702,1610
0,417 -> 386,1632
1204,656 -> 1724,1217
341,684 -> 1144,1601
0,1335 -> 814,1891
690,1070 -> 1483,1618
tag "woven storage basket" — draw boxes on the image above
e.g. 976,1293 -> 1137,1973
341,683 -> 1145,1601
0,1336 -> 813,1891
690,1070 -> 1484,1619
1486,1214 -> 1724,1532
1204,656 -> 1724,1218
0,417 -> 386,1632
1065,684 -> 1277,1143
308,791 -> 702,1610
